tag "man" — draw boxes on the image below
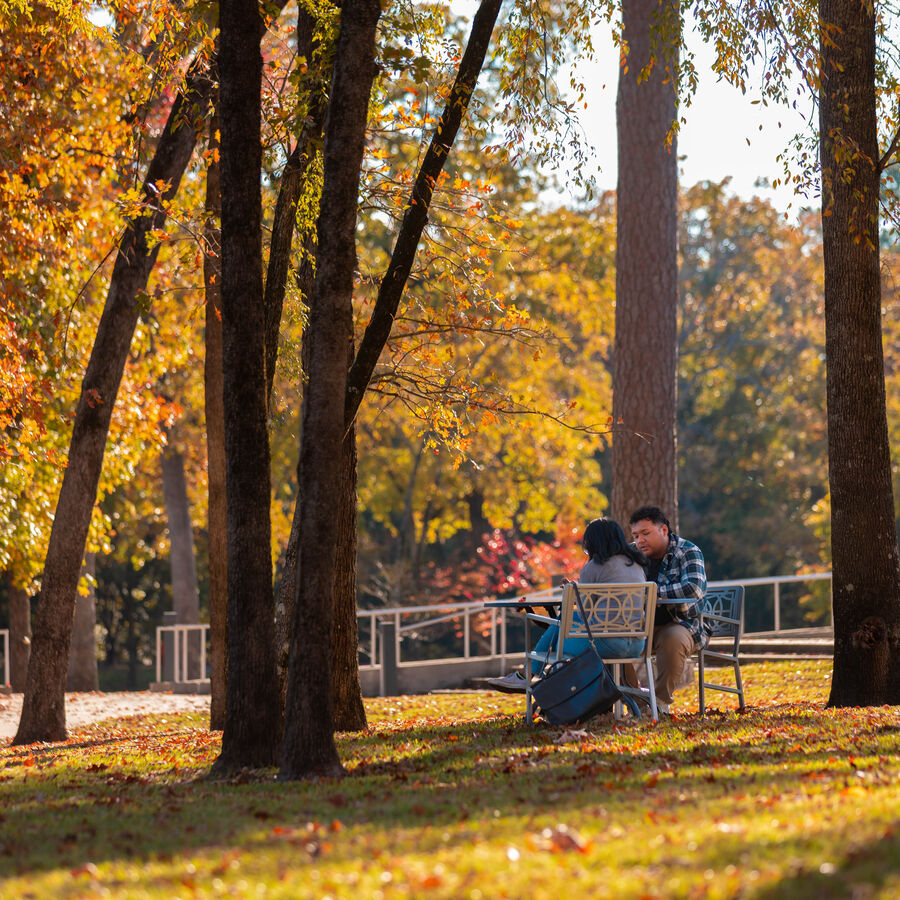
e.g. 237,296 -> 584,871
628,505 -> 708,714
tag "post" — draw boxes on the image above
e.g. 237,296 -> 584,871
162,611 -> 177,682
379,620 -> 398,697
773,582 -> 781,633
180,626 -> 188,682
463,608 -> 471,659
200,625 -> 207,681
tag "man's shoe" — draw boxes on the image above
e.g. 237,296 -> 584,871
486,671 -> 528,693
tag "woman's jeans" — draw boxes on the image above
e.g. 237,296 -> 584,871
531,625 -> 645,675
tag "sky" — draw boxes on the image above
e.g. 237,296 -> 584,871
558,18 -> 817,216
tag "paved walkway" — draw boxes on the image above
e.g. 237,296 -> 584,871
0,691 -> 210,741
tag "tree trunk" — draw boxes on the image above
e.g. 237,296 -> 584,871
8,580 -> 31,693
332,407 -> 366,731
267,5 -> 334,720
12,58 -> 214,746
66,552 -> 99,692
819,0 -> 900,706
264,9 -> 324,407
611,0 -> 680,530
205,106 -> 227,731
280,0 -> 382,780
213,0 -> 280,771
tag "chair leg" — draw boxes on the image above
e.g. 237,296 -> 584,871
734,659 -> 745,711
646,667 -> 659,722
612,662 -> 623,720
698,649 -> 706,716
524,618 -> 533,724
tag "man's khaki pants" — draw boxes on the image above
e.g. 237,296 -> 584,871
625,623 -> 694,705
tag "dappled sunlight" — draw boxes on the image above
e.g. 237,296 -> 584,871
1,662 -> 899,898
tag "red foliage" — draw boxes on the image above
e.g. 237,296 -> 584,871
414,527 -> 583,606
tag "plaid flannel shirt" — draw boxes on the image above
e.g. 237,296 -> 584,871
652,533 -> 709,649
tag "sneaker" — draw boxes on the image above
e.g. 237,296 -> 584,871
486,671 -> 528,693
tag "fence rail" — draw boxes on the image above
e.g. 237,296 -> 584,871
155,624 -> 209,684
356,572 -> 833,670
147,573 -> 832,685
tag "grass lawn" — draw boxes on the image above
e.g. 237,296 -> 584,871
2,660 -> 899,899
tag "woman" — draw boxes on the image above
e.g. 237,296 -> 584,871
487,517 -> 648,693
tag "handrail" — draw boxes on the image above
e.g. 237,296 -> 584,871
147,572 -> 833,683
355,572 -> 833,668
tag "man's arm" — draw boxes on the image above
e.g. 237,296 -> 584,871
657,544 -> 707,603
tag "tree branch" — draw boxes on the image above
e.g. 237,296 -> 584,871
343,0 -> 504,432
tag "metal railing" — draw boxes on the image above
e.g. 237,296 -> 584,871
155,624 -> 209,684
0,629 -> 8,686
356,573 -> 833,669
147,572 -> 833,682
707,572 -> 832,633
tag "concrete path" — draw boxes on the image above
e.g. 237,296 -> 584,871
0,691 -> 210,741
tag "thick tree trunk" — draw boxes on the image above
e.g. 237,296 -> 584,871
204,107 -> 227,731
213,0 -> 280,771
277,413 -> 367,734
332,410 -> 366,731
66,553 -> 99,692
8,580 -> 31,693
267,6 -> 333,716
280,0 -> 382,780
12,58 -> 214,746
611,0 -> 680,529
161,446 -> 201,678
819,0 -> 900,706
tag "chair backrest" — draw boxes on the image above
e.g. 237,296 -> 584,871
558,582 -> 658,641
702,586 -> 745,638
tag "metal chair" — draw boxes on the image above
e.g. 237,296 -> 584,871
524,581 -> 659,722
698,585 -> 746,714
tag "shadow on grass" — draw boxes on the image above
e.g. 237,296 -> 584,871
1,703 -> 899,888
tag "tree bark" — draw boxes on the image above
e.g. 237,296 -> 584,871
8,580 -> 31,693
213,0 -> 280,771
161,446 -> 201,678
204,106 -> 227,731
264,9 -> 324,408
819,0 -> 900,706
66,553 -> 99,692
12,56 -> 215,746
611,0 -> 680,530
332,395 -> 366,731
280,0 -> 382,780
267,6 -> 338,718
272,232 -> 319,717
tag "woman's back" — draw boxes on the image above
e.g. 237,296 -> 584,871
580,553 -> 646,585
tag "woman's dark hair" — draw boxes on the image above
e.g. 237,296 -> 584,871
582,517 -> 648,568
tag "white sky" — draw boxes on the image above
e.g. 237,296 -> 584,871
557,19 -> 817,216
